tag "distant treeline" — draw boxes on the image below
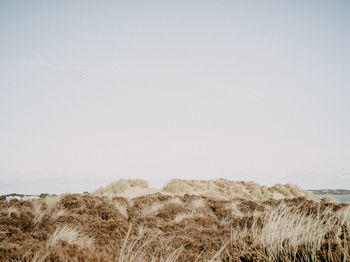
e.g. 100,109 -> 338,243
0,193 -> 54,201
309,189 -> 350,195
0,193 -> 24,201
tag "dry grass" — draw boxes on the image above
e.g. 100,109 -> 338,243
47,225 -> 94,248
32,195 -> 63,223
0,192 -> 348,261
118,226 -> 183,262
255,203 -> 334,261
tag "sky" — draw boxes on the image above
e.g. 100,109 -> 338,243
1,0 -> 350,194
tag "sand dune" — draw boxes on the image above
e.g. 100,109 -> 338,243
93,179 -> 170,198
164,179 -> 319,201
93,178 -> 319,201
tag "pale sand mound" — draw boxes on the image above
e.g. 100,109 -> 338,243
116,187 -> 167,198
93,178 -> 319,201
93,179 -> 173,198
163,179 -> 319,201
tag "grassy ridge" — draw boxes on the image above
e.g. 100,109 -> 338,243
0,193 -> 349,261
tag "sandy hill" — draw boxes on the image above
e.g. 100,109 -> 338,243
93,178 -> 319,201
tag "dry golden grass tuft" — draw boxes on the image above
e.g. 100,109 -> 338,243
1,192 -> 349,261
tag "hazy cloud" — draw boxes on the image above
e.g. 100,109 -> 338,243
280,172 -> 350,190
8,59 -> 52,67
1,1 -> 349,194
2,59 -> 101,73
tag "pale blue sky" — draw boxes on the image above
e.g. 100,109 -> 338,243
1,0 -> 350,194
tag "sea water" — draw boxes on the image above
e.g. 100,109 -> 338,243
332,195 -> 350,203
318,195 -> 350,202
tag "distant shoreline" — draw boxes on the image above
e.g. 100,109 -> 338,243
308,189 -> 350,196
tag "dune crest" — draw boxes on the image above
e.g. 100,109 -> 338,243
93,179 -> 169,198
163,179 -> 318,201
93,178 -> 319,201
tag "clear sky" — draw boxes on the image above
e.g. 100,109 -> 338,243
1,0 -> 350,194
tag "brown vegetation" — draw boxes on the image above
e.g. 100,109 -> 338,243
0,193 -> 349,261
